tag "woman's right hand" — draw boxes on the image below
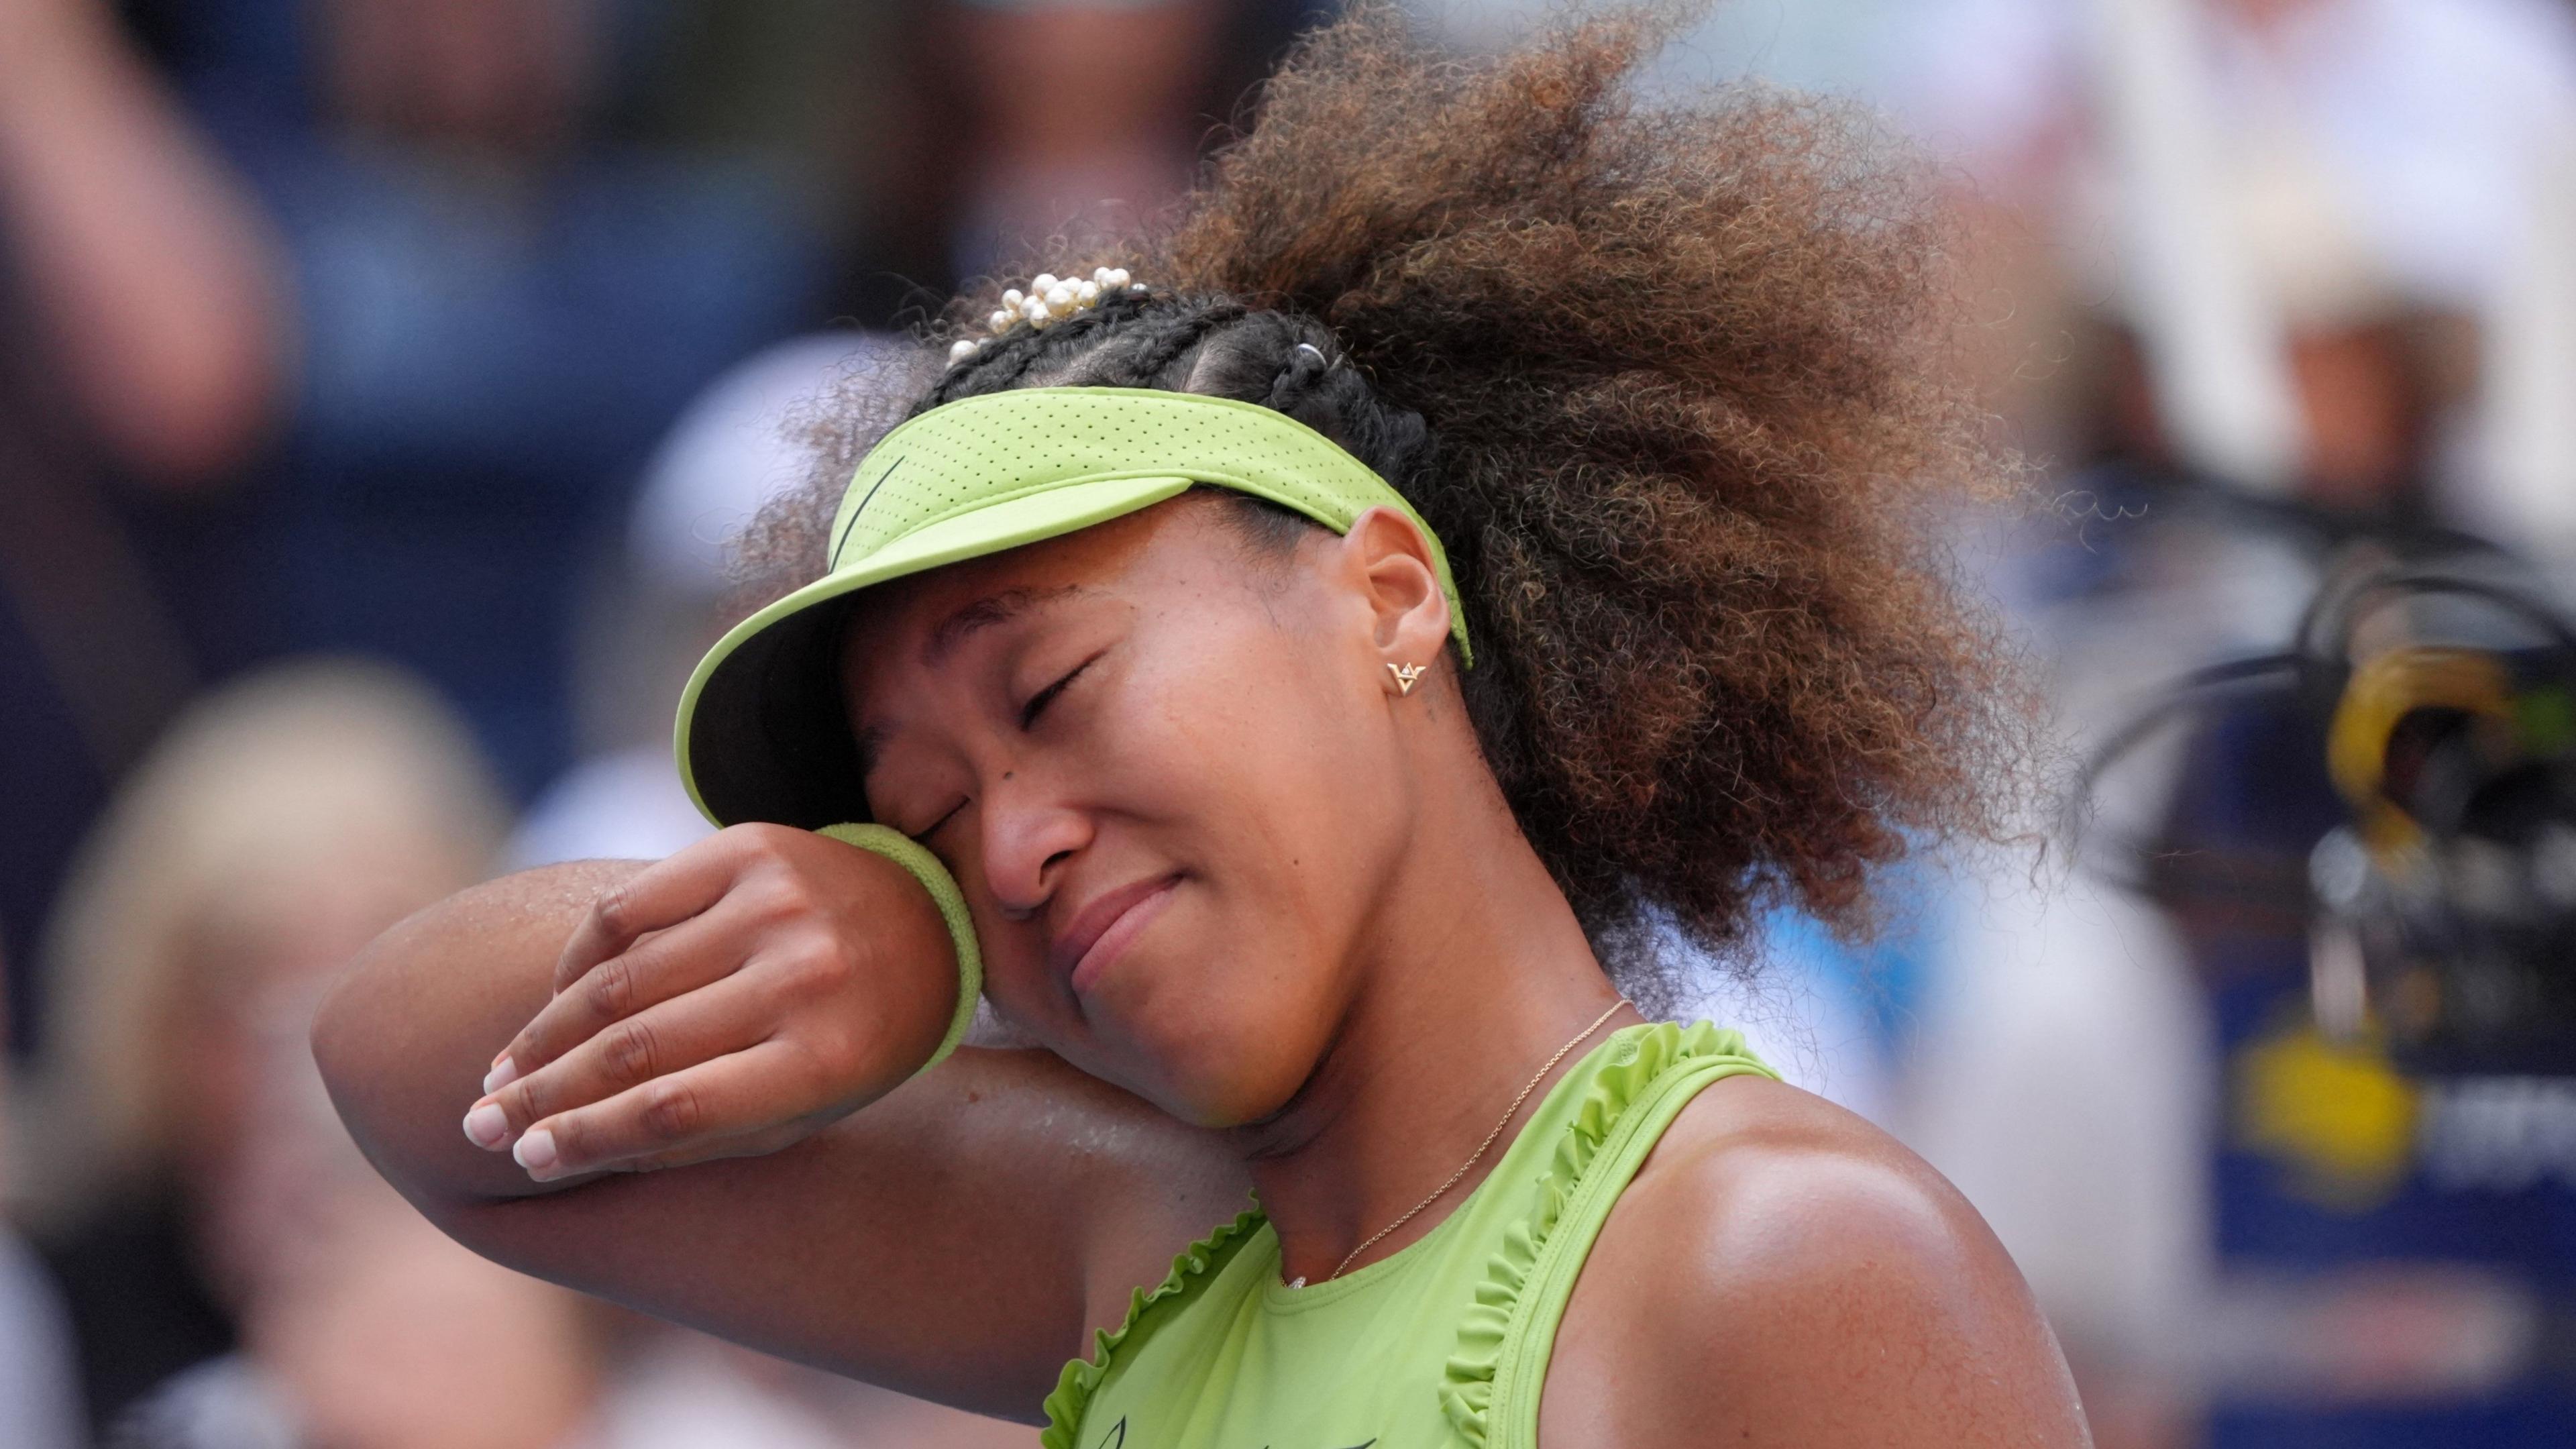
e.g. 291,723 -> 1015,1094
459,822 -> 962,1183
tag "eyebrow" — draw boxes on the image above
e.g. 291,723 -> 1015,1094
922,584 -> 1089,667
852,583 -> 1093,786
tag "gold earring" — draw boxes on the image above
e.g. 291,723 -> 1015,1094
1387,661 -> 1426,696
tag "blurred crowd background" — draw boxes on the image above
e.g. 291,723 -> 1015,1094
5,1 -> 2575,1446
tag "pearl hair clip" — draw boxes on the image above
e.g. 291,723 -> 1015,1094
947,266 -> 1143,364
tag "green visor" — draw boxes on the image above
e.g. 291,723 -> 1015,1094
675,386 -> 1471,828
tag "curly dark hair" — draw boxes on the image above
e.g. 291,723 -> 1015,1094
737,2 -> 2034,1009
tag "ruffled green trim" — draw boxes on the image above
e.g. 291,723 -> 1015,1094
1436,1021 -> 1755,1446
1039,1205 -> 1268,1449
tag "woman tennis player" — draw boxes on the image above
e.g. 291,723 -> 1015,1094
317,7 -> 2087,1444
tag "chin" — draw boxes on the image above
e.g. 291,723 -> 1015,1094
1076,959 -> 1322,1130
1150,1015 -> 1326,1131
1147,1072 -> 1308,1132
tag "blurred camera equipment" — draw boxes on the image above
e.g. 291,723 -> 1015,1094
2085,549 -> 2576,1074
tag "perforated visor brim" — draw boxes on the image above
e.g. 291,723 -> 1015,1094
678,473 -> 1199,827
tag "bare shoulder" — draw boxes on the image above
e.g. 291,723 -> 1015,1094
1541,1075 -> 2091,1448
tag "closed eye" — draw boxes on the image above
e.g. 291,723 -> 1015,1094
910,798 -> 968,843
1018,653 -> 1100,730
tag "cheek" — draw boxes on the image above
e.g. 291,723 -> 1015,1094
1100,630 -> 1413,1107
979,644 -> 1364,1023
969,577 -> 1417,1117
1134,612 -> 1397,915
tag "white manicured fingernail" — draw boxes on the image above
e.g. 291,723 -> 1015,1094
483,1055 -> 519,1094
514,1127 -> 559,1174
462,1102 -> 509,1148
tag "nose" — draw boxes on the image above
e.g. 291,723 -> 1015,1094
980,775 -> 1091,922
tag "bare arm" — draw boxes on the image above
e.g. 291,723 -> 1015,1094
0,0 -> 287,481
313,834 -> 1246,1420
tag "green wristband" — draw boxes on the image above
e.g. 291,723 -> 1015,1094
816,822 -> 983,1075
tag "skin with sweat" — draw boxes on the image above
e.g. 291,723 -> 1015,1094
314,493 -> 2088,1444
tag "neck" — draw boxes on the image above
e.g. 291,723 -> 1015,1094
1225,740 -> 1635,1284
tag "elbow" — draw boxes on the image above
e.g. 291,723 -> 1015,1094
307,957 -> 364,1112
309,915 -> 564,1218
307,931 -> 462,1213
309,947 -> 395,1177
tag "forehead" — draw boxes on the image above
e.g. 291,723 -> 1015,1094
836,494 -> 1247,698
843,504 -> 1155,661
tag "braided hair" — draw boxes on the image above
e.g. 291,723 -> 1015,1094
740,3 -> 2035,1009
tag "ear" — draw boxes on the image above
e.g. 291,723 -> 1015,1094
1335,506 -> 1453,694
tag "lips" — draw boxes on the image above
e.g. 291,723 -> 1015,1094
1050,872 -> 1183,994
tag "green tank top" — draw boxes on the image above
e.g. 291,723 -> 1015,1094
1039,1020 -> 1777,1449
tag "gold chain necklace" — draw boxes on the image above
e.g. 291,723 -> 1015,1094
1286,999 -> 1631,1289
